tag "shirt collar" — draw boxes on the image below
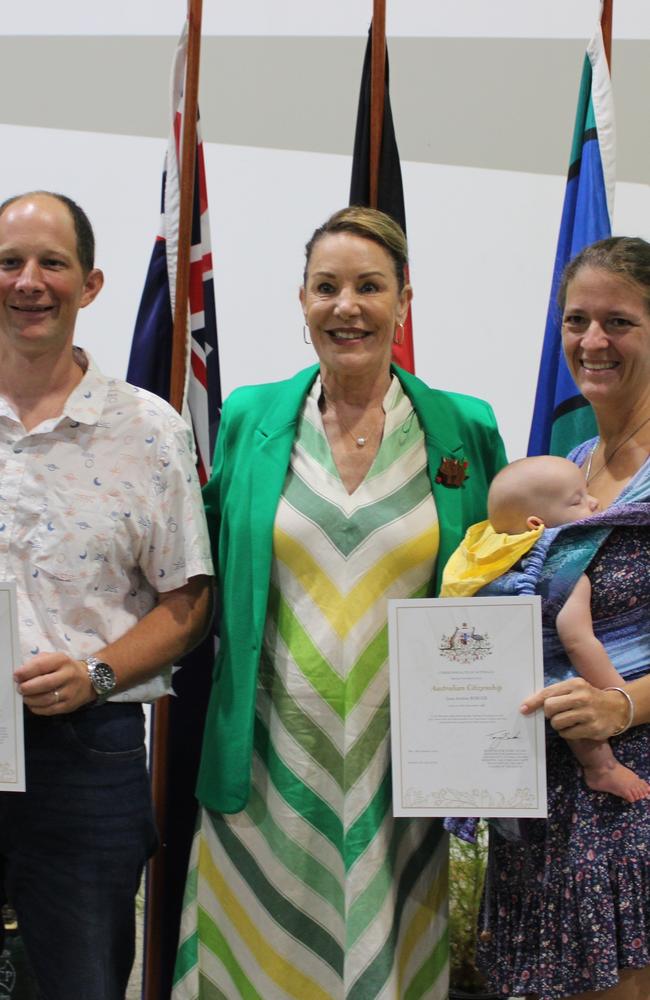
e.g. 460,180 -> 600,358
61,349 -> 108,426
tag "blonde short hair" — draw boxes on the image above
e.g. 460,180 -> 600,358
303,206 -> 408,289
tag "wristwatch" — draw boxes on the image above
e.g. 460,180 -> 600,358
84,656 -> 117,704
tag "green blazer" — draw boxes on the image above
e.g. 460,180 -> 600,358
197,364 -> 507,813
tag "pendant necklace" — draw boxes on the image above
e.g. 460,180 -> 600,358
319,390 -> 380,448
584,413 -> 650,485
334,409 -> 374,448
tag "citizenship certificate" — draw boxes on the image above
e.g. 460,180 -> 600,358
0,583 -> 25,792
388,596 -> 546,818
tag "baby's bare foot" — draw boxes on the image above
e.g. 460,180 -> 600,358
583,762 -> 650,803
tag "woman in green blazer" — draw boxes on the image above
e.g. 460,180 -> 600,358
174,207 -> 506,1000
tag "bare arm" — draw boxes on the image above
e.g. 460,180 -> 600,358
556,574 -> 623,689
521,573 -> 639,741
15,575 -> 214,715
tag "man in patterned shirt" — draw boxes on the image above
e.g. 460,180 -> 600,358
0,191 -> 214,999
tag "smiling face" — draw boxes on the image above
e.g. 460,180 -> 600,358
0,194 -> 103,360
561,265 -> 650,418
299,232 -> 411,386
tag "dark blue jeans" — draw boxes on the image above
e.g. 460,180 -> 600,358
0,703 -> 158,1000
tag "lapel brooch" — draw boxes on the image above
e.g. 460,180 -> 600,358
435,457 -> 468,487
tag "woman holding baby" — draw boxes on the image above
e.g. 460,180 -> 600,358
479,237 -> 650,1000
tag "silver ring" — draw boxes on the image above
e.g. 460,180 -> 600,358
54,689 -> 60,703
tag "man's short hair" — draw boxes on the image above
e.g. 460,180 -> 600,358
0,191 -> 95,275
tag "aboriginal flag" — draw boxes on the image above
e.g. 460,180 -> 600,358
350,26 -> 415,373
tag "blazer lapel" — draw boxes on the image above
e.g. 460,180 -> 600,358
249,366 -> 319,633
394,367 -> 469,594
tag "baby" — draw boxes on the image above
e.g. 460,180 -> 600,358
442,454 -> 649,803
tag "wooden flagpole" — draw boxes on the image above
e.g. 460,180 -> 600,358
369,0 -> 387,207
601,0 -> 613,71
143,1 -> 203,997
169,0 -> 203,411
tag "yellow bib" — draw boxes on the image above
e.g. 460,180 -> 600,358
440,520 -> 544,597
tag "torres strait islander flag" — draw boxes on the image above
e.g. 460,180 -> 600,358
527,6 -> 615,457
126,20 -> 221,999
349,25 -> 415,373
127,22 -> 222,484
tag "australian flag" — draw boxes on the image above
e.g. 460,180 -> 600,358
126,20 -> 221,999
127,25 -> 221,482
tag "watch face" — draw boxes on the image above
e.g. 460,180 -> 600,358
90,662 -> 116,694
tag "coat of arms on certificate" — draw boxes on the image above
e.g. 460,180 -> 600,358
439,622 -> 492,664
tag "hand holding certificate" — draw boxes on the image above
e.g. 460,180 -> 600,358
388,596 -> 546,818
0,582 -> 25,791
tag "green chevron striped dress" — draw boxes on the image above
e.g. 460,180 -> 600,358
174,377 -> 448,999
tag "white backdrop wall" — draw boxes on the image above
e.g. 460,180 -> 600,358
0,1 -> 648,459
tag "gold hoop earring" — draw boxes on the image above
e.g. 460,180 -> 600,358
303,325 -> 312,345
393,324 -> 405,346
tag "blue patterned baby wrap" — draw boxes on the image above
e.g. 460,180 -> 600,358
483,440 -> 650,684
444,444 -> 650,843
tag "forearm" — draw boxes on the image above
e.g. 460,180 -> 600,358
624,674 -> 650,727
560,632 -> 623,689
93,574 -> 213,694
16,575 -> 214,714
556,574 -> 623,692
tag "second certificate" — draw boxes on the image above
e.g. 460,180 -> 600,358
388,596 -> 546,818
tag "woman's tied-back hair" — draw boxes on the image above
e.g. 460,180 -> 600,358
559,236 -> 650,314
303,206 -> 408,290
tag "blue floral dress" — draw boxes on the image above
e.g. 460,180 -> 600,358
478,522 -> 650,999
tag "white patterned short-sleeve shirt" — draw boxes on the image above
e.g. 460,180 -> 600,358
0,351 -> 213,702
